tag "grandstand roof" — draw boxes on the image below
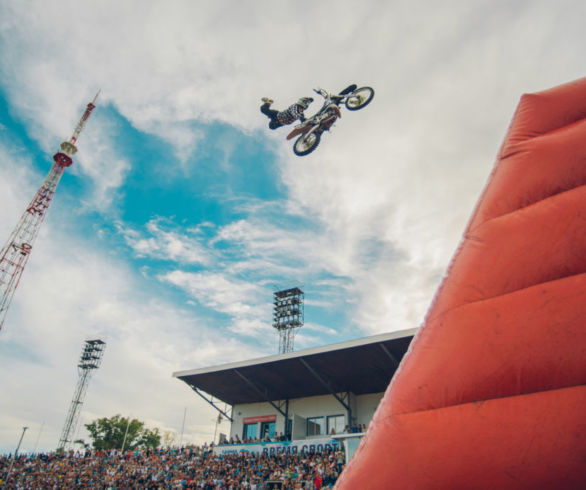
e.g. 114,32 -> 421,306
173,328 -> 417,406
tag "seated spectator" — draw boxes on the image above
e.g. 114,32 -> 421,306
0,441 -> 345,489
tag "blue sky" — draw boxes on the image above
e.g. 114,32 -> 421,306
1,0 -> 585,453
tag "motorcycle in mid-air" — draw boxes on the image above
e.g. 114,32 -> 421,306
286,84 -> 375,156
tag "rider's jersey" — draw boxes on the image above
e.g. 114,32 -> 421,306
277,103 -> 306,125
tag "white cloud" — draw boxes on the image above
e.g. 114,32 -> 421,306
142,120 -> 204,166
119,219 -> 212,266
159,269 -> 272,337
74,119 -> 132,212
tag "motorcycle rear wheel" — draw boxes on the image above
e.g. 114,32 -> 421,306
345,87 -> 374,111
293,131 -> 321,156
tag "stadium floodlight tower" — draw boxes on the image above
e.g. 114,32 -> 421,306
272,287 -> 304,354
58,339 -> 106,451
0,92 -> 99,333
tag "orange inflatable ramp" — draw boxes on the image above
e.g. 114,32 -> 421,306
336,78 -> 586,489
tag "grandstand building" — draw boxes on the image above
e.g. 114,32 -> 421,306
174,328 -> 416,458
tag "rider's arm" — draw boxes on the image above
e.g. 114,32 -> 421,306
291,104 -> 306,123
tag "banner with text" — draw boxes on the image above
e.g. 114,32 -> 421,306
213,437 -> 340,457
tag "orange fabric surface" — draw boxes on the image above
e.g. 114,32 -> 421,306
430,185 -> 586,317
341,386 -> 586,490
336,77 -> 586,489
389,273 -> 586,415
471,118 -> 586,228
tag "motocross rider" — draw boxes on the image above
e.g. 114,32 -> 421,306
260,96 -> 314,129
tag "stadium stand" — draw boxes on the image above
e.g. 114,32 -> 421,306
0,443 -> 344,489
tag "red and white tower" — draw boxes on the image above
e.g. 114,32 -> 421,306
0,92 -> 99,332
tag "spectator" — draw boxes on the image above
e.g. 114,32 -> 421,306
314,470 -> 323,489
336,449 -> 345,473
0,443 -> 344,489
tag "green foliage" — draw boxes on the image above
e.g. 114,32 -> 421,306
84,415 -> 161,451
74,439 -> 90,450
162,430 -> 177,448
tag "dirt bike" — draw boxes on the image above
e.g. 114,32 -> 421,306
286,84 -> 375,156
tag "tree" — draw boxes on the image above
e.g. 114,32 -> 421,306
162,430 -> 177,448
83,415 -> 161,451
73,439 -> 90,450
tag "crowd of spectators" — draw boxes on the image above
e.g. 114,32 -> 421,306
338,424 -> 366,435
222,424 -> 366,445
222,433 -> 289,445
0,443 -> 345,489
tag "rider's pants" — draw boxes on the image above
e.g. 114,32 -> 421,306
260,103 -> 282,130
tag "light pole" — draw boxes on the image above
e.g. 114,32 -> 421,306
121,417 -> 132,452
7,426 -> 28,478
179,407 -> 187,447
14,426 -> 28,457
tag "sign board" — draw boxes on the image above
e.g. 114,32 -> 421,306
242,415 -> 277,424
213,436 -> 340,457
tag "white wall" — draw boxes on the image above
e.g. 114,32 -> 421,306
229,392 -> 384,440
355,392 -> 382,428
230,401 -> 284,440
291,413 -> 306,440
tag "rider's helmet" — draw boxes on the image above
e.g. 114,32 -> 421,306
297,97 -> 314,109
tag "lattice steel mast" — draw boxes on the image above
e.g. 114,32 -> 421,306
58,339 -> 106,451
273,287 -> 304,353
0,92 -> 99,332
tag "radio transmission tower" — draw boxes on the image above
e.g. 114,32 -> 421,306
0,92 -> 99,333
273,287 -> 304,353
58,339 -> 106,451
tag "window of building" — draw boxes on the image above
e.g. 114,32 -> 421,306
326,414 -> 345,435
260,421 -> 276,440
243,423 -> 258,440
306,416 -> 324,436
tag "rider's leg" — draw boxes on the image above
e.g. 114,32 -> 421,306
339,84 -> 358,95
260,103 -> 279,119
268,119 -> 282,130
261,103 -> 282,130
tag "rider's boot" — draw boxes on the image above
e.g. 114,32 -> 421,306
340,84 -> 357,95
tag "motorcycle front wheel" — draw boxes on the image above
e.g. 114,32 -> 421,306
345,87 -> 374,111
293,131 -> 321,156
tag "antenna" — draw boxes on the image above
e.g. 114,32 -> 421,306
0,93 -> 98,332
